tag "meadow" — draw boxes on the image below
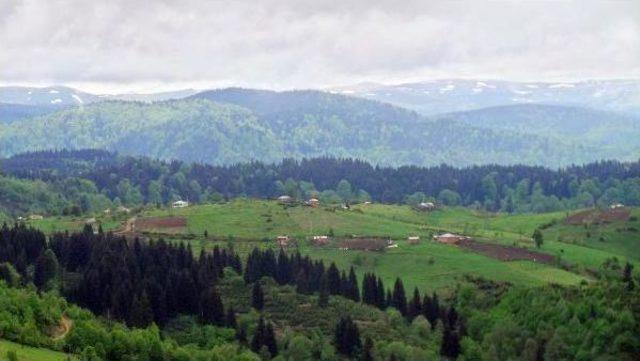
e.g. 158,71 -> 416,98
0,339 -> 75,361
26,200 -> 638,293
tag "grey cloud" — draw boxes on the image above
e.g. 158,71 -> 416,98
0,0 -> 638,91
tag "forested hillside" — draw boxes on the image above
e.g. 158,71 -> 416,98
2,150 -> 640,217
0,89 -> 617,167
437,104 -> 640,158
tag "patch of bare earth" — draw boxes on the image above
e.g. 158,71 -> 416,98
565,208 -> 631,225
457,239 -> 555,264
135,217 -> 187,233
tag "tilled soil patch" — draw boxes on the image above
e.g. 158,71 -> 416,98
457,239 -> 555,264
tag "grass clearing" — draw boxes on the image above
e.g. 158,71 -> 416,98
0,339 -> 74,361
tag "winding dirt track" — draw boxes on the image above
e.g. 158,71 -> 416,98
51,315 -> 73,341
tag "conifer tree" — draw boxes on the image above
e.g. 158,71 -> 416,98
334,316 -> 362,357
407,287 -> 422,321
327,263 -> 342,295
318,274 -> 330,308
200,287 -> 225,326
391,278 -> 407,316
33,248 -> 59,291
440,326 -> 461,358
225,306 -> 237,329
252,281 -> 265,310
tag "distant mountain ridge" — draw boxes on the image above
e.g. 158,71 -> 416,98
0,85 -> 199,106
331,79 -> 640,115
0,88 -> 628,167
435,103 -> 640,150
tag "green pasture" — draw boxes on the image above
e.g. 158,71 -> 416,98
0,339 -> 75,361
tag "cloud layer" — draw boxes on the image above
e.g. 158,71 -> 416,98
1,0 -> 638,91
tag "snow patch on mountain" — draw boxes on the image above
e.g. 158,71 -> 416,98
72,94 -> 84,104
548,83 -> 575,89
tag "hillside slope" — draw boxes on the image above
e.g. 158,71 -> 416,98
0,89 -> 609,167
436,104 -> 640,157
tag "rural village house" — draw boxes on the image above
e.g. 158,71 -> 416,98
311,235 -> 330,246
416,202 -> 436,211
305,198 -> 320,207
172,200 -> 189,208
407,236 -> 420,244
277,195 -> 294,204
433,233 -> 470,244
276,235 -> 291,246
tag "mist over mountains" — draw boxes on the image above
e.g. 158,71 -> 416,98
0,80 -> 638,167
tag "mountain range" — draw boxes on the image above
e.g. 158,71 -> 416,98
0,82 -> 638,167
331,79 -> 640,115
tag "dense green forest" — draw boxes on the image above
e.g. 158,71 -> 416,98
1,149 -> 639,218
0,89 -> 624,167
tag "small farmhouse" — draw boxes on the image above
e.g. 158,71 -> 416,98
433,233 -> 470,244
305,198 -> 320,207
610,203 -> 625,209
28,214 -> 43,220
172,200 -> 189,208
116,206 -> 131,213
416,202 -> 436,211
277,195 -> 293,204
407,236 -> 420,244
276,235 -> 291,246
311,235 -> 329,246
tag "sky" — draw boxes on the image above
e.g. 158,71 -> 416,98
0,0 -> 639,93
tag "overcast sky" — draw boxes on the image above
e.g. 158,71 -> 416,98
1,0 -> 638,93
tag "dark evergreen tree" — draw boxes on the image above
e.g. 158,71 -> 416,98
376,277 -> 386,309
318,274 -> 329,308
440,326 -> 461,359
252,281 -> 265,311
346,266 -> 360,302
334,316 -> 362,357
407,287 -> 422,321
33,248 -> 59,291
423,292 -> 440,328
264,322 -> 278,357
129,292 -> 154,328
391,278 -> 407,316
200,287 -> 225,326
225,306 -> 237,329
327,263 -> 342,295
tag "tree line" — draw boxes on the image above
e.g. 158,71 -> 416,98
3,150 -> 640,216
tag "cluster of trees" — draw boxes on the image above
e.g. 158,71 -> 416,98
50,227 -> 242,328
4,150 -> 640,216
457,272 -> 640,360
0,281 -> 259,360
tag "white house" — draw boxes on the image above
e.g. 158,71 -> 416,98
172,200 -> 189,208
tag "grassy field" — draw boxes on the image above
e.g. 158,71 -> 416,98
0,339 -> 74,361
29,200 -> 639,293
25,215 -> 121,234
